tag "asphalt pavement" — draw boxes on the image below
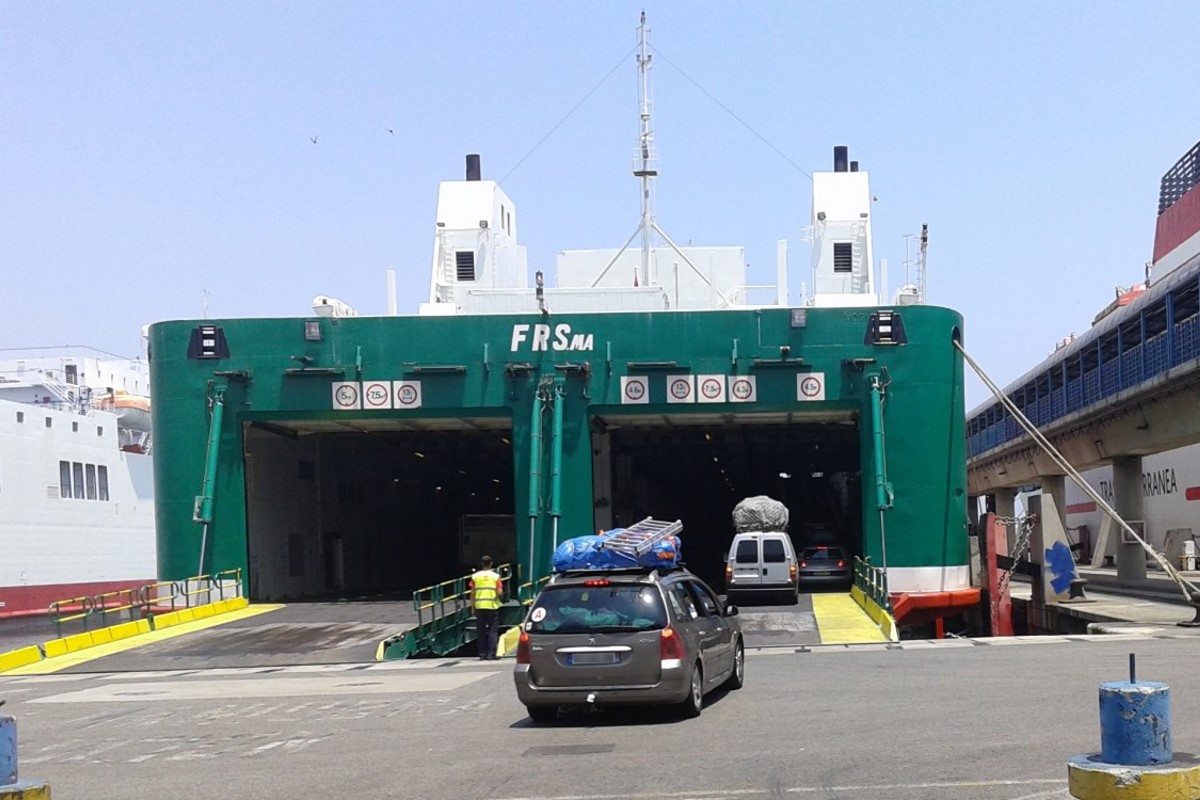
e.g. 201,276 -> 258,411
9,631 -> 1200,799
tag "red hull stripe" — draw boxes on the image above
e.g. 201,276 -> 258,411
1154,181 -> 1200,263
1066,502 -> 1097,514
0,579 -> 152,618
1186,486 -> 1200,502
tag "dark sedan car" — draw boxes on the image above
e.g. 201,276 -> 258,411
514,566 -> 744,722
798,545 -> 852,586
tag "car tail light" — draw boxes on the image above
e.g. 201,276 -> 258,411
817,545 -> 828,550
837,560 -> 845,568
582,579 -> 610,587
660,627 -> 686,660
516,631 -> 531,664
799,560 -> 808,568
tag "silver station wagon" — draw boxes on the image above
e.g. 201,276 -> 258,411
513,567 -> 744,722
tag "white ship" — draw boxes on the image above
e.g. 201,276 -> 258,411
0,347 -> 156,616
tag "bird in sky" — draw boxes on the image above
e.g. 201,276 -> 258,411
387,128 -> 394,135
309,135 -> 318,144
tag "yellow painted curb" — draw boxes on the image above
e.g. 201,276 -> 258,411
497,625 -> 521,657
0,646 -> 43,672
6,602 -> 283,675
0,781 -> 51,799
1068,754 -> 1200,799
812,592 -> 889,644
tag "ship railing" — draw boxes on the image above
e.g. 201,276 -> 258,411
47,568 -> 244,638
854,556 -> 892,613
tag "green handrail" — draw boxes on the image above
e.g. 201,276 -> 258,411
854,556 -> 892,613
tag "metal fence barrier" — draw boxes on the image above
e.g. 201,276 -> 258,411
48,569 -> 243,637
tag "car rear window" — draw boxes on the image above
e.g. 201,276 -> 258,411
803,547 -> 844,561
762,538 -> 787,563
526,584 -> 667,633
734,539 -> 758,564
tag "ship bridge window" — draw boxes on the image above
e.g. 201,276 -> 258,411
456,251 -> 476,282
15,412 -> 23,423
85,464 -> 97,500
98,465 -> 109,501
45,417 -> 52,429
59,461 -> 71,498
833,242 -> 853,273
72,462 -> 84,499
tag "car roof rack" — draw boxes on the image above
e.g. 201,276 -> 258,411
598,517 -> 683,556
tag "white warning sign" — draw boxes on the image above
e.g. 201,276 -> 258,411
697,374 -> 726,404
666,375 -> 695,404
332,382 -> 361,410
394,381 -> 423,409
620,376 -> 649,405
797,373 -> 826,402
362,381 -> 392,409
729,376 -> 757,403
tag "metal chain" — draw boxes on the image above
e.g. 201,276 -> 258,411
996,515 -> 1036,598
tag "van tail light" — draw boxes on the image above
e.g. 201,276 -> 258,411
724,565 -> 733,583
660,627 -> 686,660
516,631 -> 531,664
837,560 -> 845,568
789,563 -> 798,583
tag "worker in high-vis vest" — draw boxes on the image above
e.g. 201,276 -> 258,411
469,555 -> 504,660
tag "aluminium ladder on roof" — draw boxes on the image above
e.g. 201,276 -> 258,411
598,517 -> 683,556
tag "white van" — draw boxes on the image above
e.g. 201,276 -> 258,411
723,531 -> 799,604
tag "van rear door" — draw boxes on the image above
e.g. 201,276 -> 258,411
730,536 -> 762,587
760,535 -> 792,587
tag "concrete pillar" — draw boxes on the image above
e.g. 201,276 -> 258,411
1028,475 -> 1075,604
1113,456 -> 1147,582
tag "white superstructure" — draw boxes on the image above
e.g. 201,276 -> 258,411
0,348 -> 156,615
413,16 -> 919,319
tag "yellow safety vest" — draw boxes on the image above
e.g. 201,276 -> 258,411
471,570 -> 502,610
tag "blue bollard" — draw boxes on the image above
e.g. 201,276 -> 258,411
1,715 -> 15,785
1098,681 -> 1172,766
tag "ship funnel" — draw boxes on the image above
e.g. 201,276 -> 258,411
834,146 -> 849,173
465,154 -> 481,181
850,161 -> 859,172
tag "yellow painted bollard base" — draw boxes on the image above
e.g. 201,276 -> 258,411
0,781 -> 51,799
1068,753 -> 1200,799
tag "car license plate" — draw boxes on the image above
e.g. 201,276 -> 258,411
567,653 -> 619,665
815,570 -> 834,576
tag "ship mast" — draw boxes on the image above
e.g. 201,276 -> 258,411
634,10 -> 657,286
591,12 -> 717,302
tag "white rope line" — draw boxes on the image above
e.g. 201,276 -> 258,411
957,340 -> 1198,602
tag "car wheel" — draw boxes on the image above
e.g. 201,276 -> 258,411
679,661 -> 703,719
525,705 -> 557,723
725,639 -> 745,690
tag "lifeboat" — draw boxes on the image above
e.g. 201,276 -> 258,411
93,390 -> 152,433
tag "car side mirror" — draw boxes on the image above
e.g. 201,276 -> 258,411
724,604 -> 739,617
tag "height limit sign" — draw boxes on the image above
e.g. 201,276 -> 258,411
796,373 -> 826,402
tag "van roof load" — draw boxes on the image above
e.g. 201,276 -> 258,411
732,496 -> 789,533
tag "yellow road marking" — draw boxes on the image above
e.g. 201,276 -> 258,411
811,592 -> 888,644
5,604 -> 284,675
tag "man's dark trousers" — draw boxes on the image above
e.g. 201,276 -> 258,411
476,609 -> 500,659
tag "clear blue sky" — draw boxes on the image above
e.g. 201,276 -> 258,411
4,2 -> 1197,408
